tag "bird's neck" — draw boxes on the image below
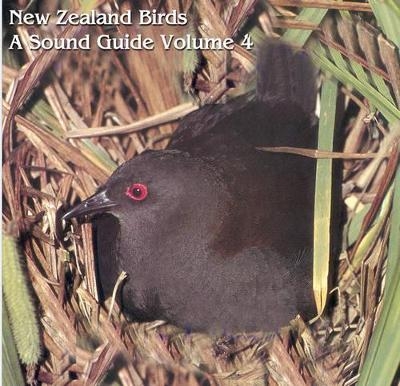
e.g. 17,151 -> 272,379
117,204 -> 225,264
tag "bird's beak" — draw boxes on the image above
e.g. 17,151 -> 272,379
62,190 -> 118,220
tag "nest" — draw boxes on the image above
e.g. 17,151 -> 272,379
2,1 -> 399,385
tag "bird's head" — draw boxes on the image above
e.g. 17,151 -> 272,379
63,150 -> 229,240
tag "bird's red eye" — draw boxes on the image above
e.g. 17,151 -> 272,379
126,183 -> 148,201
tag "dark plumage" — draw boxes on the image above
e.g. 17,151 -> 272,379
64,41 -> 319,333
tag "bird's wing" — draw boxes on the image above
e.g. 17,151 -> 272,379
168,93 -> 253,149
169,40 -> 317,151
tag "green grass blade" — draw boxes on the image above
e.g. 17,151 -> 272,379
347,203 -> 371,247
313,77 -> 338,314
282,8 -> 328,47
2,300 -> 25,386
358,132 -> 400,385
336,11 -> 394,104
351,186 -> 393,270
311,41 -> 400,123
370,72 -> 396,104
385,127 -> 400,289
81,138 -> 118,173
29,99 -> 117,174
369,0 -> 400,47
2,233 -> 41,365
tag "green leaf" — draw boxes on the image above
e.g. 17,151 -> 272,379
369,0 -> 400,48
346,203 -> 371,247
385,127 -> 400,289
351,187 -> 393,270
81,138 -> 118,174
358,123 -> 400,385
283,8 -> 328,47
311,41 -> 400,123
2,300 -> 25,386
313,77 -> 338,315
2,233 -> 41,365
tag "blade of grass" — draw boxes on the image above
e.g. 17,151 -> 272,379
358,154 -> 400,385
14,114 -> 110,183
347,203 -> 371,246
2,299 -> 25,386
313,77 -> 338,315
4,21 -> 117,175
336,15 -> 396,108
2,24 -> 86,156
358,124 -> 400,384
269,0 -> 372,12
385,135 -> 400,289
67,102 -> 198,138
2,232 -> 41,366
356,22 -> 396,104
369,0 -> 400,47
282,8 -> 328,47
350,186 -> 393,271
311,41 -> 400,123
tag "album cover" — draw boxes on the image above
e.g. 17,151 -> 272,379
2,1 -> 400,385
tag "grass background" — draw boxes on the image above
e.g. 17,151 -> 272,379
2,0 -> 400,385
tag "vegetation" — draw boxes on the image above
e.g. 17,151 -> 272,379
2,0 -> 399,384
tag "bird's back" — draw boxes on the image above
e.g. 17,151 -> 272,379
168,40 -> 318,261
169,40 -> 317,152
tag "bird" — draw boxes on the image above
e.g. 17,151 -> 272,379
63,40 -> 319,333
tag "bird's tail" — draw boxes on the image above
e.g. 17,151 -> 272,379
256,40 -> 317,118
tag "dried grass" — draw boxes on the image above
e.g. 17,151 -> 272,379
2,1 -> 397,385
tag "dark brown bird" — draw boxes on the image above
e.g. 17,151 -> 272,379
64,41 -> 318,333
